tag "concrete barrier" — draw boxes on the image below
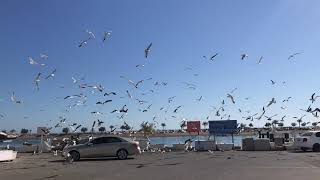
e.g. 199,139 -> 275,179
217,144 -> 233,151
172,144 -> 185,151
195,140 -> 216,151
242,138 -> 254,151
254,139 -> 271,151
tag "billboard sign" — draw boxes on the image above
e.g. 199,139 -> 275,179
187,121 -> 201,133
208,120 -> 238,134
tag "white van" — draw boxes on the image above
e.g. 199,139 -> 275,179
293,131 -> 320,152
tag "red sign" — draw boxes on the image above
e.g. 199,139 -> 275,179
187,121 -> 201,133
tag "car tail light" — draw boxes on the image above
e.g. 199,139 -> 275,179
303,138 -> 308,142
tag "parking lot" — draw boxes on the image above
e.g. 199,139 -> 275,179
1,151 -> 320,180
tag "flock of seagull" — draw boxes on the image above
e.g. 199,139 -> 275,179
0,28 -> 318,134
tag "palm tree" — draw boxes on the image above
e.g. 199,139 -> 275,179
140,122 -> 155,136
202,121 -> 208,131
248,123 -> 254,128
21,128 -> 29,134
312,122 -> 318,130
80,127 -> 88,133
161,123 -> 166,132
62,127 -> 69,134
297,119 -> 303,129
98,127 -> 106,133
240,123 -> 247,132
301,122 -> 309,128
264,122 -> 272,129
296,115 -> 306,129
277,122 -> 284,129
272,120 -> 279,129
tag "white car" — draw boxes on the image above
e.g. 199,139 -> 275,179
293,131 -> 320,152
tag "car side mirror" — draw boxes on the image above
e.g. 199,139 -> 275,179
87,142 -> 93,146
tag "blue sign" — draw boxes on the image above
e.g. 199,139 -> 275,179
209,120 -> 238,134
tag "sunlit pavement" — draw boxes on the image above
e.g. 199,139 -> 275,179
1,151 -> 320,180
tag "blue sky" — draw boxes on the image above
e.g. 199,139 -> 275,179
1,0 -> 320,132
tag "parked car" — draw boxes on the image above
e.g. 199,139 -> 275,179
62,136 -> 141,161
293,131 -> 320,152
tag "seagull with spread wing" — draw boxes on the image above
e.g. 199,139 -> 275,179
227,94 -> 235,104
241,53 -> 248,60
45,69 -> 56,80
173,106 -> 182,113
34,73 -> 41,91
288,52 -> 301,60
103,31 -> 111,42
144,43 -> 152,58
266,98 -> 276,107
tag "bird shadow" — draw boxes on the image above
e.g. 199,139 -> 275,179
128,163 -> 153,169
155,162 -> 183,166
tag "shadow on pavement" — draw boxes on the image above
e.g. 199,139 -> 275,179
49,157 -> 134,163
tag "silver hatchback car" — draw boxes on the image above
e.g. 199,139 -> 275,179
62,136 -> 141,161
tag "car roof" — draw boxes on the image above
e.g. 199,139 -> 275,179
91,136 -> 127,140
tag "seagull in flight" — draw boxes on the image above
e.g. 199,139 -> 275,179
96,100 -> 112,105
86,30 -> 96,39
196,96 -> 203,101
265,114 -> 278,121
78,40 -> 88,48
310,93 -> 320,103
227,94 -> 235,104
104,92 -> 117,96
10,92 -> 22,104
134,80 -> 144,88
120,105 -> 128,113
257,56 -> 263,64
34,73 -> 41,91
91,111 -> 103,115
103,31 -> 112,42
210,53 -> 219,61
173,106 -> 182,113
266,98 -> 276,107
126,90 -> 132,99
230,88 -> 238,94
282,97 -> 292,103
28,57 -> 38,65
270,80 -> 276,85
288,52 -> 301,60
144,43 -> 152,58
110,110 -> 118,113
168,96 -> 176,103
64,94 -> 84,100
97,119 -> 104,126
241,53 -> 248,60
40,53 -> 48,60
45,69 -> 57,80
300,105 -> 312,113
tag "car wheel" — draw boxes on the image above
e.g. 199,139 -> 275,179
69,151 -> 80,161
117,149 -> 128,160
313,144 -> 320,152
